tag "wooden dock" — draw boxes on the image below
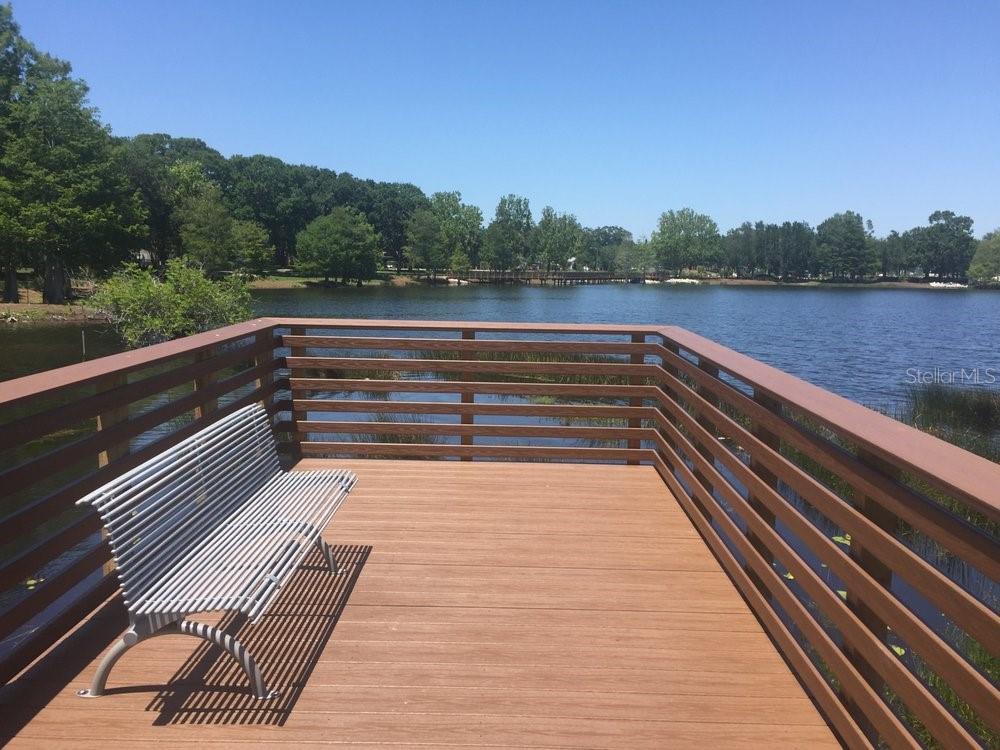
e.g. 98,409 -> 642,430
1,459 -> 837,748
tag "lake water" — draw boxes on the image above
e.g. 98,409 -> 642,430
2,284 -> 998,409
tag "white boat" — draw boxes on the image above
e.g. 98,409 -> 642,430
927,281 -> 968,289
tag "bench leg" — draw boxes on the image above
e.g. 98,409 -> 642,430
78,617 -> 279,700
316,537 -> 339,574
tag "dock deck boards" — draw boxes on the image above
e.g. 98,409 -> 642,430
1,459 -> 839,748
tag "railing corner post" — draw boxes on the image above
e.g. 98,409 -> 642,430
627,333 -> 645,465
747,390 -> 781,597
460,329 -> 476,461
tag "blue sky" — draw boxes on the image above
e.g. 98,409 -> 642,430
12,0 -> 1000,238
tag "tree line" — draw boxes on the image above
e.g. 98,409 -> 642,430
1,4 -> 998,306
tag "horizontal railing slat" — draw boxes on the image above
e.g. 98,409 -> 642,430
0,513 -> 102,591
0,541 -> 110,641
282,335 -> 658,356
299,442 -> 657,462
297,421 -> 654,442
286,356 -> 654,378
292,400 -> 655,420
290,378 -> 656,400
0,577 -> 120,686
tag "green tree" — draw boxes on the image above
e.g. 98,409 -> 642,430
449,249 -> 471,275
120,134 -> 230,268
295,206 -> 380,284
3,74 -> 146,302
2,4 -> 144,303
650,209 -> 720,274
177,182 -> 234,277
613,239 -> 653,273
231,219 -> 275,277
815,211 -> 876,279
723,223 -> 755,276
482,194 -> 533,271
533,206 -> 585,271
876,230 -> 913,278
968,231 -> 1000,286
404,208 -> 448,279
430,191 -> 482,267
1,4 -> 59,301
582,226 -> 632,271
93,259 -> 250,348
921,210 -> 976,279
225,154 -> 308,266
365,182 -> 431,267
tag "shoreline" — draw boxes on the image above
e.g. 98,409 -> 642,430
2,277 -> 988,328
252,275 -> 982,291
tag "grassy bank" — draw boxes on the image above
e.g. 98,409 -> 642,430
1,301 -> 103,325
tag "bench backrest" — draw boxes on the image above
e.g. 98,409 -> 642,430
77,403 -> 281,610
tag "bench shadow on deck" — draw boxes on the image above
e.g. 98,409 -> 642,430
2,459 -> 839,749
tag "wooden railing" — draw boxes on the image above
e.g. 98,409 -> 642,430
0,317 -> 997,750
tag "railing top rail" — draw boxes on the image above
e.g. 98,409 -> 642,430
266,317 -> 663,335
659,325 -> 1000,519
0,319 -> 274,411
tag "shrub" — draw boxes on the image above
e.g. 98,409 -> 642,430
93,260 -> 251,348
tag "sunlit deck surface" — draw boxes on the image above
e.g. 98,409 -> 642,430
2,459 -> 837,749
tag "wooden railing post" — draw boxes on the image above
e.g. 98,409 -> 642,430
96,372 -> 129,576
193,346 -> 218,419
627,333 -> 644,464
460,329 -> 475,461
651,337 -> 685,501
690,359 -> 721,514
96,373 -> 130,468
283,326 -> 306,463
843,448 -> 898,744
747,390 -> 780,596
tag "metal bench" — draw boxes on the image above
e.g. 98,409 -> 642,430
75,403 -> 356,700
